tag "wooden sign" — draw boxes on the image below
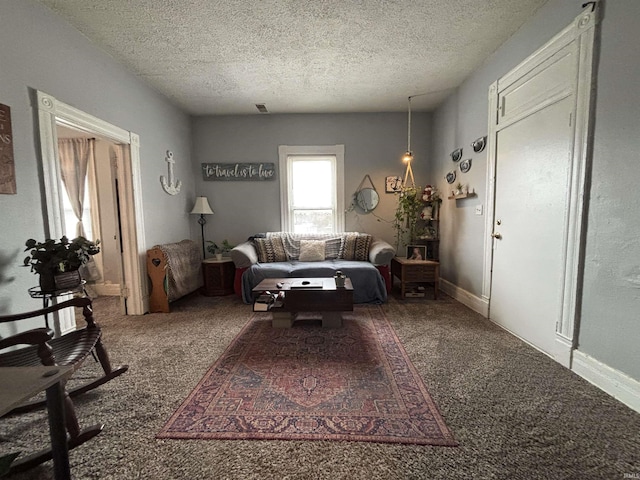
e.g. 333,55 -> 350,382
201,162 -> 276,181
0,103 -> 16,194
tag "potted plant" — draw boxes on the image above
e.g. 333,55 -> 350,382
206,239 -> 234,260
393,186 -> 427,251
23,236 -> 100,291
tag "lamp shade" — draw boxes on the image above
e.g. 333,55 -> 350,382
190,196 -> 214,215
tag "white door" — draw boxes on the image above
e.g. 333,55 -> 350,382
485,6 -> 597,364
490,96 -> 573,357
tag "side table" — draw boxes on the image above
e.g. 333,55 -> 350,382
202,258 -> 235,296
391,256 -> 440,300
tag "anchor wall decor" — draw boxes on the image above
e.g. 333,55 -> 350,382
160,150 -> 182,195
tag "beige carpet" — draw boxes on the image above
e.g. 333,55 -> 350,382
1,292 -> 639,479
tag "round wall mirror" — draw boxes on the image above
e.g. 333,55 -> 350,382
355,188 -> 379,212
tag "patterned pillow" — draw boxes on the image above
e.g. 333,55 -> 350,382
254,237 -> 287,263
298,240 -> 326,261
324,237 -> 342,260
340,233 -> 372,261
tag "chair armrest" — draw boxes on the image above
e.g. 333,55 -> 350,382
369,237 -> 396,265
0,327 -> 54,350
230,241 -> 258,268
0,297 -> 93,324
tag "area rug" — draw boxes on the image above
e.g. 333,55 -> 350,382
157,306 -> 457,446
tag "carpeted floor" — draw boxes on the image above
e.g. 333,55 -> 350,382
1,292 -> 639,479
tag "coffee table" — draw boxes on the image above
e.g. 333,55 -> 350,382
251,277 -> 354,328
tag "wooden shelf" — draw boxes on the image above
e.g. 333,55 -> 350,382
448,192 -> 476,200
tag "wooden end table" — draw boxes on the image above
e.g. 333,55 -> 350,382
251,277 -> 354,328
391,256 -> 440,299
202,258 -> 235,296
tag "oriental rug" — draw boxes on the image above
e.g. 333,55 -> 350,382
157,306 -> 457,446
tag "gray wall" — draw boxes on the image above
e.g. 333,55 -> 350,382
578,0 -> 640,380
430,0 -> 640,381
0,0 -> 193,323
191,113 -> 431,250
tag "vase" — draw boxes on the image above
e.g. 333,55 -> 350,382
215,253 -> 223,261
39,271 -> 57,292
54,270 -> 82,290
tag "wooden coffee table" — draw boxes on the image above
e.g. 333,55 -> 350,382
251,277 -> 354,328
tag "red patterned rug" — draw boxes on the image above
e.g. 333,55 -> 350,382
157,306 -> 457,446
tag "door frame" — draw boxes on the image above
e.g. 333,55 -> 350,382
35,90 -> 148,326
482,6 -> 598,367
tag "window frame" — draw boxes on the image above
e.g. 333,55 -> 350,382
278,145 -> 345,233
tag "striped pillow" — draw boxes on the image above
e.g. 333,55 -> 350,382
340,233 -> 372,261
254,237 -> 287,263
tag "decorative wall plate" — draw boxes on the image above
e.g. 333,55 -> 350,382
445,171 -> 456,184
450,148 -> 463,162
459,158 -> 472,173
471,136 -> 487,153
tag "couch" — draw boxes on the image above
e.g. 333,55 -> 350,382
230,232 -> 396,304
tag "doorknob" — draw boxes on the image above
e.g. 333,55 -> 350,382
491,232 -> 502,239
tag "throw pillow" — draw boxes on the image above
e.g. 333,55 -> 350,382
340,233 -> 372,261
324,237 -> 342,260
298,240 -> 325,262
254,237 -> 287,263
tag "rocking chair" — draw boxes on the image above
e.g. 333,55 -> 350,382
0,297 -> 128,471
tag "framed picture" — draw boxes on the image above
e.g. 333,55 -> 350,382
385,175 -> 402,193
406,245 -> 427,261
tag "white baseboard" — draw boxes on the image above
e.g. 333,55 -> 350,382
90,283 -> 121,296
572,350 -> 640,414
439,279 -> 489,318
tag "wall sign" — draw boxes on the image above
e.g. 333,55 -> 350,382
201,162 -> 276,181
0,103 -> 16,194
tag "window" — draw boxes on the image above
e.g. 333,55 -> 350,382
279,145 -> 344,233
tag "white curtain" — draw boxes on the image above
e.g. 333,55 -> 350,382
58,138 -> 94,238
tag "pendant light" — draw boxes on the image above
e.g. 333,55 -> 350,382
402,96 -> 415,187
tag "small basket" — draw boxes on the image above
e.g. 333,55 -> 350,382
54,270 -> 82,290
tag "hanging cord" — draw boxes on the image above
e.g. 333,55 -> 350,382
407,96 -> 412,154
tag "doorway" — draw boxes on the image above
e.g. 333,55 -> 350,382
35,90 -> 148,332
55,125 -> 124,301
483,7 -> 597,366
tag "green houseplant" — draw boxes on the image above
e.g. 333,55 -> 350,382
393,186 -> 426,251
23,236 -> 100,291
206,239 -> 234,260
393,185 -> 443,251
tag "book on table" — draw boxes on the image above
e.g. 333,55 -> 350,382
253,291 -> 284,311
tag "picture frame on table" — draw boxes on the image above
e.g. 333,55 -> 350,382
406,245 -> 426,261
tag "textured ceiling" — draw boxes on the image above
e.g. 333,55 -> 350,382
37,0 -> 549,115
